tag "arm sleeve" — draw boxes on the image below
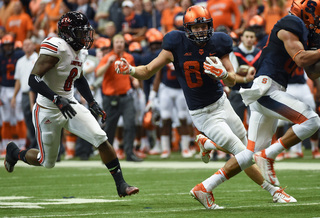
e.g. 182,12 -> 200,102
28,74 -> 57,101
74,75 -> 95,104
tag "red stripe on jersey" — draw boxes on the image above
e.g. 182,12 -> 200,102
41,43 -> 58,52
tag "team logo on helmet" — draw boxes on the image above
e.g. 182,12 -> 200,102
58,11 -> 94,51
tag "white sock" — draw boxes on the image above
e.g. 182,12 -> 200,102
202,168 -> 228,191
265,139 -> 286,159
204,138 -> 218,151
161,135 -> 170,152
310,139 -> 319,152
180,135 -> 190,151
261,180 -> 279,196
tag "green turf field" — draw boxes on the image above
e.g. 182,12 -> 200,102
1,150 -> 320,218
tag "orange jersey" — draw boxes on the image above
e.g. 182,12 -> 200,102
45,0 -> 62,33
207,0 -> 242,30
96,51 -> 135,96
262,3 -> 288,34
5,13 -> 34,42
160,6 -> 182,33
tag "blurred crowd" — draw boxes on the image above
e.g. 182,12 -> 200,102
1,0 -> 319,161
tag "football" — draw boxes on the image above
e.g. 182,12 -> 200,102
237,65 -> 250,76
305,60 -> 320,80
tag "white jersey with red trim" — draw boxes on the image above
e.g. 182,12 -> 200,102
37,36 -> 88,109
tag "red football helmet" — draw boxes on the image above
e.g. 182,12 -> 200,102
183,5 -> 213,44
290,0 -> 320,33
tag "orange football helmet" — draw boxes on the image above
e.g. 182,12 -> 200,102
128,42 -> 142,53
94,37 -> 111,49
290,0 -> 320,32
248,15 -> 265,27
1,34 -> 14,45
183,5 -> 213,43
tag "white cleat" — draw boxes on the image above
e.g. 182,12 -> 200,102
254,151 -> 280,186
160,150 -> 170,159
195,134 -> 211,163
181,149 -> 193,158
190,183 -> 224,209
273,187 -> 297,203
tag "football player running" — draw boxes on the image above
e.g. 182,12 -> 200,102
161,0 -> 320,209
4,11 -> 139,198
115,5 -> 295,209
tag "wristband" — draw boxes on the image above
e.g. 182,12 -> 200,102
130,66 -> 136,76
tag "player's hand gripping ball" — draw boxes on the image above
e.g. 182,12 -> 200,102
203,56 -> 228,80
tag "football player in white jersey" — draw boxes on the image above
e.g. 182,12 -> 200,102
4,11 -> 139,198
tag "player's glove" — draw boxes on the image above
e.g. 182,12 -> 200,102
203,56 -> 228,79
114,58 -> 135,75
53,95 -> 77,119
89,101 -> 107,123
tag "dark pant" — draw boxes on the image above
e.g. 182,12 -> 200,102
102,93 -> 136,157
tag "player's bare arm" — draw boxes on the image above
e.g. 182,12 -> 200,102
134,49 -> 173,80
220,54 -> 236,87
278,29 -> 320,68
31,54 -> 59,77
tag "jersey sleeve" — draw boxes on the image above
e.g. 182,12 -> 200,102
211,32 -> 233,57
39,37 -> 66,58
162,31 -> 181,52
277,15 -> 306,40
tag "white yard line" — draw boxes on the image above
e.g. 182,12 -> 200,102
13,160 -> 320,170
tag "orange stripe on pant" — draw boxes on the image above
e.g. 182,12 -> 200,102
35,104 -> 44,164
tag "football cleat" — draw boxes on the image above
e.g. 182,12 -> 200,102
117,182 -> 139,198
181,149 -> 193,158
273,187 -> 297,203
195,134 -> 211,163
4,142 -> 19,173
312,150 -> 320,159
254,151 -> 280,186
190,183 -> 224,209
160,150 -> 170,159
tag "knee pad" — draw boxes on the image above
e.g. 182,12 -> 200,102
293,116 -> 320,140
235,149 -> 254,170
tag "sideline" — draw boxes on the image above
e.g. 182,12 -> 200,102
13,160 -> 320,170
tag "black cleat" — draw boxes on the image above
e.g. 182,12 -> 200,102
117,182 -> 139,198
4,142 -> 19,173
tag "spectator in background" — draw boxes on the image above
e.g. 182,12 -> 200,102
64,0 -> 96,28
0,0 -> 16,27
133,0 -> 143,15
0,34 -> 25,156
96,34 -> 142,162
31,0 -> 50,45
108,0 -> 125,34
141,0 -> 162,30
173,0 -> 193,31
6,1 -> 34,43
121,0 -> 147,42
94,0 -> 115,31
160,0 -> 182,34
11,39 -> 38,149
248,15 -> 268,50
240,0 -> 264,33
45,0 -> 63,34
229,28 -> 260,125
262,0 -> 288,34
207,0 -> 242,34
99,21 -> 117,39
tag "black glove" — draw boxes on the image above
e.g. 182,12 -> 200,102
53,95 -> 77,119
89,101 -> 106,123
